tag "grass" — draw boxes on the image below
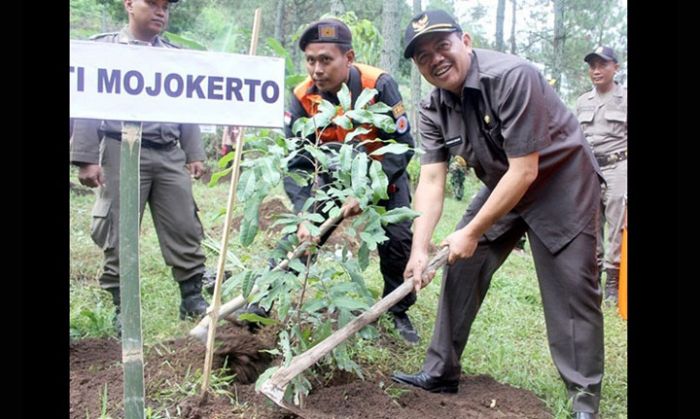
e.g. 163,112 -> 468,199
70,168 -> 627,418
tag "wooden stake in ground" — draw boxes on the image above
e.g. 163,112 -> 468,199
189,212 -> 344,343
119,121 -> 145,419
259,246 -> 450,409
200,8 -> 263,396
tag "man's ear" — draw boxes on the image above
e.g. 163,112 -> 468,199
462,32 -> 473,48
346,49 -> 355,66
124,0 -> 133,13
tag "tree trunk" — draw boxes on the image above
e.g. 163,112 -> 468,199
495,0 -> 506,51
330,0 -> 345,16
509,0 -> 517,54
410,0 -> 422,146
552,0 -> 565,94
274,0 -> 285,42
379,0 -> 401,76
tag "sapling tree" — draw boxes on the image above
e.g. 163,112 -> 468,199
210,83 -> 418,405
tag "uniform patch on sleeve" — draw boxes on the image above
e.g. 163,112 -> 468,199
396,115 -> 409,134
284,111 -> 292,126
445,136 -> 463,147
392,101 -> 406,118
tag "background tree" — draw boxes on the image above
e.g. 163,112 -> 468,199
410,0 -> 423,146
495,0 -> 506,51
380,0 -> 401,76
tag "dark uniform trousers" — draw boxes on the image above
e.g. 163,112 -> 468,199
91,137 -> 206,289
423,187 -> 604,412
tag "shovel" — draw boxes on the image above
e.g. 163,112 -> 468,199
258,246 -> 450,410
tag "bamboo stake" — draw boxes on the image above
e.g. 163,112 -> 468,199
259,246 -> 450,409
189,212 -> 344,343
200,8 -> 263,396
119,121 -> 145,419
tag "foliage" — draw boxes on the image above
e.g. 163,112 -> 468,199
207,83 -> 418,404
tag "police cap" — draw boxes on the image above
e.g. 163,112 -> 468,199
299,19 -> 352,51
403,9 -> 462,59
584,46 -> 618,63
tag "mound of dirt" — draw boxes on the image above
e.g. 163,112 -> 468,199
70,324 -> 553,419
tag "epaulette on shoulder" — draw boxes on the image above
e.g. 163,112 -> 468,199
89,32 -> 118,41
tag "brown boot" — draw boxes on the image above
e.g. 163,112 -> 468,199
604,268 -> 619,304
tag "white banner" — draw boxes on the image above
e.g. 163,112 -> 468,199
69,40 -> 285,128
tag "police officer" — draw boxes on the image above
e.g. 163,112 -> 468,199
575,46 -> 627,304
391,10 -> 605,419
70,0 -> 209,334
278,18 -> 418,343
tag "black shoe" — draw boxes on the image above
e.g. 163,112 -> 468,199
201,269 -> 232,296
179,275 -> 209,320
233,303 -> 270,332
392,312 -> 420,344
391,371 -> 458,393
573,412 -> 600,419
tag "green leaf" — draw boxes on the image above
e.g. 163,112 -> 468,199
288,258 -> 306,274
302,299 -> 326,314
366,102 -> 393,114
345,109 -> 374,124
337,83 -> 351,112
237,169 -> 257,201
241,270 -> 256,299
332,114 -> 353,130
371,113 -> 396,133
358,241 -> 369,270
208,166 -> 232,187
239,196 -> 261,246
381,207 -> 421,226
344,127 -> 371,143
369,160 -> 389,202
358,324 -> 379,340
369,143 -> 409,156
292,117 -> 310,137
260,157 -> 281,185
339,143 -> 354,172
354,88 -> 378,110
237,313 -> 277,326
217,151 -> 235,168
351,153 -> 369,195
304,145 -> 330,169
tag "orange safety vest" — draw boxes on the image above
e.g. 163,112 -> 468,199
293,63 -> 386,156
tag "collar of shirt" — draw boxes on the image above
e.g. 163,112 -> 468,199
117,26 -> 165,47
585,81 -> 624,101
438,50 -> 481,111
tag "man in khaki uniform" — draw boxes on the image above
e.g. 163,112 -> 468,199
70,0 -> 208,333
575,46 -> 627,304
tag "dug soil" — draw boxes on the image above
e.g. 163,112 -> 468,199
70,322 -> 552,419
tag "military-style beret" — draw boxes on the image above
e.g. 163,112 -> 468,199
403,9 -> 462,59
298,19 -> 353,51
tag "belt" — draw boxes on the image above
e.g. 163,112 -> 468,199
595,150 -> 627,167
105,134 -> 177,150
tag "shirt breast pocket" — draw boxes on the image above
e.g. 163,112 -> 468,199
578,110 -> 595,125
604,110 -> 627,124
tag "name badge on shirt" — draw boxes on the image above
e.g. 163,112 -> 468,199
445,136 -> 463,148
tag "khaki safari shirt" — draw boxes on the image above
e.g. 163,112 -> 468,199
575,82 -> 627,156
419,48 -> 602,253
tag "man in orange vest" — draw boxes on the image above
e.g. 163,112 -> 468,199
282,18 -> 418,343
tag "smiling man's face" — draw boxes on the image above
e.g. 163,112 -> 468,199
412,31 -> 472,95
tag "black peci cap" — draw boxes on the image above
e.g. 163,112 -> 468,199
584,46 -> 618,63
298,19 -> 353,51
403,9 -> 462,59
